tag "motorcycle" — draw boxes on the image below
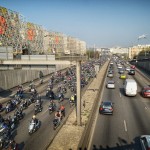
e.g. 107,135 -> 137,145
0,132 -> 11,149
53,118 -> 60,130
5,104 -> 14,114
62,88 -> 67,94
48,104 -> 56,114
20,101 -> 28,110
46,88 -> 50,97
16,91 -> 23,99
14,111 -> 24,121
8,140 -> 18,150
28,120 -> 40,135
34,105 -> 42,115
58,96 -> 64,103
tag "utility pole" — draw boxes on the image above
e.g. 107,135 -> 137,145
76,60 -> 81,126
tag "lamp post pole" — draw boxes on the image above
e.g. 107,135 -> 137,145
76,60 -> 81,126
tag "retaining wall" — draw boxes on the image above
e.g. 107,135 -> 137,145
0,64 -> 70,91
131,60 -> 150,76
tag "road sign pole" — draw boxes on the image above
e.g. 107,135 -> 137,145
76,60 -> 81,126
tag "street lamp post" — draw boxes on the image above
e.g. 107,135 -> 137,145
76,60 -> 81,125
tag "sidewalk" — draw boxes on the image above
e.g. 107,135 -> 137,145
47,61 -> 109,150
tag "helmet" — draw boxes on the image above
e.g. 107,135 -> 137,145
32,115 -> 36,119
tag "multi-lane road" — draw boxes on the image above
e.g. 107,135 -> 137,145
0,64 -> 96,150
89,62 -> 150,150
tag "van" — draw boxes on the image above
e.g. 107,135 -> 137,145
124,79 -> 137,96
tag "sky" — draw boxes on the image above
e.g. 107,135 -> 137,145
0,0 -> 150,48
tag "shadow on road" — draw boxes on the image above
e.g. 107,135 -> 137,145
18,141 -> 25,150
79,137 -> 141,150
0,88 -> 13,98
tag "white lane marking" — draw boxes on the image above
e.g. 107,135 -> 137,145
44,108 -> 48,113
120,92 -> 122,97
124,120 -> 127,132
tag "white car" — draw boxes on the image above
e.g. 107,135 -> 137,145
106,80 -> 115,89
107,73 -> 114,78
126,67 -> 130,71
140,135 -> 150,150
118,65 -> 123,69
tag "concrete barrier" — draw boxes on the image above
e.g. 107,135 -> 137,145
0,64 -> 70,91
47,61 -> 109,150
131,60 -> 150,77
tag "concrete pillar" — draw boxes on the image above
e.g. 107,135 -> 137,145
76,61 -> 81,126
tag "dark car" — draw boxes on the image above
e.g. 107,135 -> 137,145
141,86 -> 150,98
128,69 -> 135,75
140,135 -> 150,150
99,101 -> 113,115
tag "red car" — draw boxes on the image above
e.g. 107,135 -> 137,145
141,86 -> 150,98
131,65 -> 135,69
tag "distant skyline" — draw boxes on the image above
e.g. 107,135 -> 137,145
0,0 -> 150,48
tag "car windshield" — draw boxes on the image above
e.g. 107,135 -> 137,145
108,81 -> 114,84
103,102 -> 112,108
145,89 -> 150,93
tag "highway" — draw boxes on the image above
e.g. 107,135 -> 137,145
0,63 -> 97,150
89,62 -> 150,150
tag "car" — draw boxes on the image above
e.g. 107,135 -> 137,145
141,86 -> 150,98
99,101 -> 113,115
107,73 -> 113,78
117,65 -> 123,69
126,67 -> 130,71
128,69 -> 135,75
120,74 -> 126,79
118,69 -> 124,74
106,80 -> 115,89
140,135 -> 150,150
131,65 -> 135,69
108,70 -> 113,74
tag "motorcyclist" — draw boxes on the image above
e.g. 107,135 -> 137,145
49,90 -> 54,99
36,99 -> 42,108
55,110 -> 61,123
14,107 -> 22,117
49,100 -> 56,111
9,140 -> 18,150
60,92 -> 64,99
70,95 -> 75,103
23,99 -> 28,108
34,100 -> 42,113
59,104 -> 65,117
32,115 -> 38,124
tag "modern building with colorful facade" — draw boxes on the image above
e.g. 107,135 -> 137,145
0,6 -> 86,59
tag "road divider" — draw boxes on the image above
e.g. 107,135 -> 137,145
46,61 -> 109,150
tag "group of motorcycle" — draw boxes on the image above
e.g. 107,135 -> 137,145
0,112 -> 21,149
0,63 -> 97,148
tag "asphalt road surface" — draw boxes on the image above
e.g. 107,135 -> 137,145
89,62 -> 150,150
0,67 -> 95,150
